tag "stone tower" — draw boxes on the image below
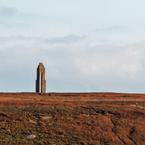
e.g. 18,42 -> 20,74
36,63 -> 46,94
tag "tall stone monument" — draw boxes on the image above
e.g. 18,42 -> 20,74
36,63 -> 46,94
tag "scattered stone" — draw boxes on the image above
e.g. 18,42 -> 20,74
130,104 -> 145,109
27,134 -> 36,139
42,116 -> 52,120
82,114 -> 90,117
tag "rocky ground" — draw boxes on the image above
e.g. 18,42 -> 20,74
0,93 -> 144,145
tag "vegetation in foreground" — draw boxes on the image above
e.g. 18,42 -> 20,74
0,102 -> 144,145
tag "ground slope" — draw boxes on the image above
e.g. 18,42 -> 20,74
0,93 -> 144,145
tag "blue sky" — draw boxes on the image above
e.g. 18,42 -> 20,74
0,0 -> 145,92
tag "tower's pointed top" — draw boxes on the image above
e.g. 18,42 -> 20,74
37,62 -> 45,70
39,62 -> 44,66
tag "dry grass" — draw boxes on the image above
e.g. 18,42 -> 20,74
0,93 -> 144,145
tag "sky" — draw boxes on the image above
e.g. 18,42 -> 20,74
0,0 -> 145,93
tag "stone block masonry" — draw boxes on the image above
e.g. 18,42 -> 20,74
36,63 -> 46,94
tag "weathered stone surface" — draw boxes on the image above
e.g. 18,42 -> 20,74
36,63 -> 46,94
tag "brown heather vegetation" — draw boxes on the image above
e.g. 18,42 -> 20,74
0,92 -> 144,145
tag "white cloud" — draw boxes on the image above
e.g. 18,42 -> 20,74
0,1 -> 145,92
0,29 -> 145,92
